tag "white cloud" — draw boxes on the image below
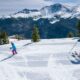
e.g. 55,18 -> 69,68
44,0 -> 80,4
0,0 -> 53,16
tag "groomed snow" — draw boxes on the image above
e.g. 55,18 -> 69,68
0,38 -> 80,80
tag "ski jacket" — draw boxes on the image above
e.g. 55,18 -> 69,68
11,43 -> 16,50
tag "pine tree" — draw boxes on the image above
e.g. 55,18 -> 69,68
0,32 -> 9,45
0,32 -> 3,45
2,32 -> 9,44
32,25 -> 40,42
67,32 -> 74,38
77,20 -> 80,37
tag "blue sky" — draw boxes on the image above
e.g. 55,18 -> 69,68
0,0 -> 79,16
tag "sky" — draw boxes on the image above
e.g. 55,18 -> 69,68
0,0 -> 79,16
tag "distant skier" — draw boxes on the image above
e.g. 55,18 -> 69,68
10,42 -> 17,55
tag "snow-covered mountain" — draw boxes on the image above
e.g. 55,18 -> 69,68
0,3 -> 79,38
11,9 -> 41,19
40,3 -> 71,17
40,3 -> 80,19
4,3 -> 80,23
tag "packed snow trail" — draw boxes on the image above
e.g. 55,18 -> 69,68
0,38 -> 80,80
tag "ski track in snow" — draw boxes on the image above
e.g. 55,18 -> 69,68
0,38 -> 80,80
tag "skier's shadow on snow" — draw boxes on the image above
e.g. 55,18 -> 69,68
23,42 -> 32,46
0,55 -> 14,62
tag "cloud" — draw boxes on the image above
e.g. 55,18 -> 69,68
0,0 -> 49,16
44,0 -> 79,4
0,0 -> 50,9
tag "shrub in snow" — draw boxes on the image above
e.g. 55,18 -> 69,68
67,32 -> 74,38
15,34 -> 24,40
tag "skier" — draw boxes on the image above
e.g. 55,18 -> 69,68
10,42 -> 17,55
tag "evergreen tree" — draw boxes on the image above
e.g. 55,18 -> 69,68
0,31 -> 9,45
32,25 -> 40,42
67,32 -> 74,38
3,32 -> 9,44
77,20 -> 80,37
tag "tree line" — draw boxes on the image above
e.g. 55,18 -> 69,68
0,24 -> 40,45
0,20 -> 80,45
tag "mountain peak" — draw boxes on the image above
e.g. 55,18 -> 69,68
50,3 -> 71,12
16,9 -> 38,14
51,3 -> 63,7
40,3 -> 71,17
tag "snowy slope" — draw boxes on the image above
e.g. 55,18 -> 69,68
0,38 -> 80,80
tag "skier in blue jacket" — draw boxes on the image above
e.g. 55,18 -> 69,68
10,42 -> 17,55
